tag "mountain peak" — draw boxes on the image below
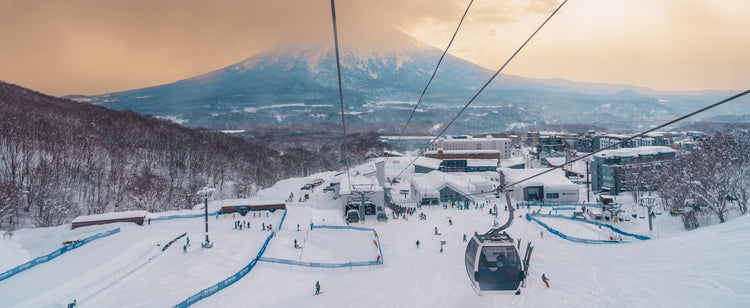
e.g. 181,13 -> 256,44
229,28 -> 437,73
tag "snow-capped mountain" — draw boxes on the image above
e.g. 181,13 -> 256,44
69,29 -> 746,133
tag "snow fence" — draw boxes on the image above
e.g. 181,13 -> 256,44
149,211 -> 221,222
173,210 -> 286,308
526,213 -> 650,244
259,224 -> 384,269
520,201 -> 601,208
0,227 -> 121,282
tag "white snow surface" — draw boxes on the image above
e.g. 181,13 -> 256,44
1,159 -> 749,307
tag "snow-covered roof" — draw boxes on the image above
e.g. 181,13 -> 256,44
221,199 -> 286,207
500,168 -> 574,188
425,149 -> 500,155
383,150 -> 404,157
72,210 -> 148,223
413,156 -> 442,170
338,174 -> 383,195
501,156 -> 525,167
594,146 -> 676,158
544,157 -> 567,167
467,159 -> 498,167
410,171 -> 494,200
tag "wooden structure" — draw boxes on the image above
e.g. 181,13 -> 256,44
220,200 -> 286,216
71,211 -> 147,229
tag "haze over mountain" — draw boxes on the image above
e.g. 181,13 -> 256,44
68,29 -> 747,134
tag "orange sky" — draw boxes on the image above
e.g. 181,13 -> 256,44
0,0 -> 747,96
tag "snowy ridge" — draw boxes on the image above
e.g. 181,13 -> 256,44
231,29 -> 435,74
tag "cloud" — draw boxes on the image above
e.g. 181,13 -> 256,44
0,0 -> 747,95
525,0 -> 560,15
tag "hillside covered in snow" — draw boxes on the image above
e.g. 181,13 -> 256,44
1,158 -> 748,307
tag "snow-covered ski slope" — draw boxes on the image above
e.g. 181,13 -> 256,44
1,158 -> 749,307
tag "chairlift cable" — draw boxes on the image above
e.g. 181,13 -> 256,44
497,89 -> 750,193
330,0 -> 352,189
385,0 -> 474,166
395,0 -> 569,179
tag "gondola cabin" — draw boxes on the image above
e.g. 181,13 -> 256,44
465,231 -> 523,295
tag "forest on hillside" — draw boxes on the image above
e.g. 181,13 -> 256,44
620,128 -> 750,229
0,82 -> 383,231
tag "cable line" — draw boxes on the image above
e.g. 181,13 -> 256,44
498,89 -> 750,192
395,0 -> 569,179
388,0 -> 474,162
330,0 -> 352,189
433,89 -> 749,201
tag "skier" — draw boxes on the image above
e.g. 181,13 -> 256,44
449,218 -> 452,226
463,234 -> 467,242
183,244 -> 187,253
186,236 -> 190,247
294,239 -> 298,249
434,227 -> 438,235
440,240 -> 446,253
540,231 -> 544,238
416,240 -> 420,248
315,281 -> 321,295
297,223 -> 300,231
67,299 -> 77,308
262,222 -> 265,230
542,273 -> 550,287
310,222 -> 314,230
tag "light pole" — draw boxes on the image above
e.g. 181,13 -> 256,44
198,187 -> 216,247
586,161 -> 590,203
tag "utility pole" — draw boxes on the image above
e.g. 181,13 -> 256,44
586,161 -> 590,203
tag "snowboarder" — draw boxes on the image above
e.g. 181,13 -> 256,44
315,281 -> 321,295
67,299 -> 77,308
310,222 -> 314,230
294,239 -> 298,249
416,240 -> 420,248
542,273 -> 550,287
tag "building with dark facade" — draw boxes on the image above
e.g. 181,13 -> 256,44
591,146 -> 676,194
